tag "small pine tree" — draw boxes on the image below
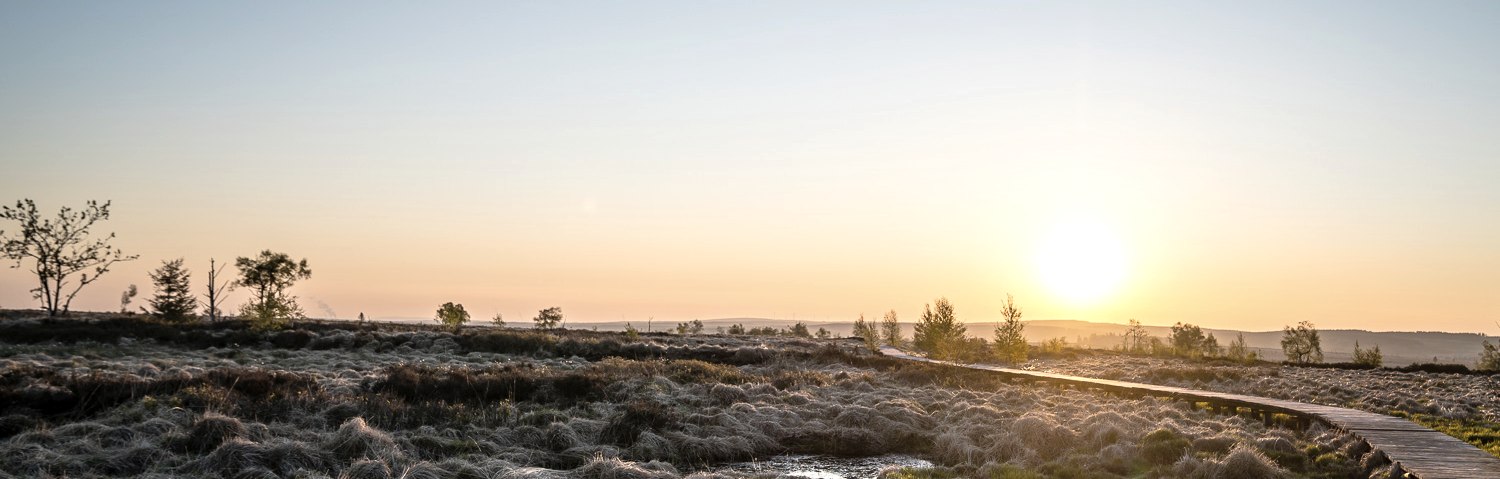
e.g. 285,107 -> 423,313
993,294 -> 1026,364
434,302 -> 469,331
728,323 -> 746,335
491,312 -> 505,328
815,327 -> 831,339
148,259 -> 197,323
914,297 -> 966,360
534,306 -> 563,330
852,313 -> 879,350
1352,341 -> 1382,367
880,310 -> 902,347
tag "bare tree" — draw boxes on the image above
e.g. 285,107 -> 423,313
1123,319 -> 1150,353
0,199 -> 139,316
201,258 -> 234,322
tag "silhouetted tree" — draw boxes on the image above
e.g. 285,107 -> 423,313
234,250 -> 311,331
534,306 -> 563,330
852,313 -> 879,350
0,199 -> 138,316
728,323 -> 746,335
120,284 -> 137,314
993,294 -> 1027,364
1352,341 -> 1382,367
1281,320 -> 1323,363
434,302 -> 469,331
147,258 -> 197,323
201,258 -> 234,322
815,327 -> 831,339
914,297 -> 966,360
491,312 -> 505,328
880,310 -> 902,347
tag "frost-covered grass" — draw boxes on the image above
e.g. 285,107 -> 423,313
1026,352 -> 1500,459
0,316 -> 1378,478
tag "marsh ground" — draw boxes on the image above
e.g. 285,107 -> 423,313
0,314 -> 1403,478
1024,352 -> 1500,458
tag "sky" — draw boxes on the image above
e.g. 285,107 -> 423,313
1,1 -> 1497,334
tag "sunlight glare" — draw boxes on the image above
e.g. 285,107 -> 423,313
1036,219 -> 1127,305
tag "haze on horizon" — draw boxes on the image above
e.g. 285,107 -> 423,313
2,2 -> 1497,334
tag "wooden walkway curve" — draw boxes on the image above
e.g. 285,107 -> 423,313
879,347 -> 1500,479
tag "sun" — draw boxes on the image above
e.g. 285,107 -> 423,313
1035,219 -> 1127,305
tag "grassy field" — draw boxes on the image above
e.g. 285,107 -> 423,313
1028,352 -> 1500,459
0,313 -> 1395,478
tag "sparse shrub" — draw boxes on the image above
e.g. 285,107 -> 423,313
1352,341 -> 1382,367
852,314 -> 879,350
434,302 -> 470,331
674,319 -> 705,335
789,322 -> 811,338
1228,333 -> 1258,363
1170,322 -> 1218,358
492,312 -> 505,328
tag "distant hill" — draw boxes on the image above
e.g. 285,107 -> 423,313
316,314 -> 1497,367
561,317 -> 1495,366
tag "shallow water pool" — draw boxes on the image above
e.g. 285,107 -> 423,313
713,454 -> 932,479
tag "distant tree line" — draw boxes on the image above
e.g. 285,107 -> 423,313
4,197 -> 1498,370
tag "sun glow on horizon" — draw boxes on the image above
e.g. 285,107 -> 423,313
1036,219 -> 1128,306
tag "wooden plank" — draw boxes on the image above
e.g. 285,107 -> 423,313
879,347 -> 1500,479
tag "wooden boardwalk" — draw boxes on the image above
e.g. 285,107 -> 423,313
879,347 -> 1500,479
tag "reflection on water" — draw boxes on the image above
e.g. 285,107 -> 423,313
715,454 -> 932,479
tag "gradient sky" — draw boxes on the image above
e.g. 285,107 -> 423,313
2,1 -> 1497,333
